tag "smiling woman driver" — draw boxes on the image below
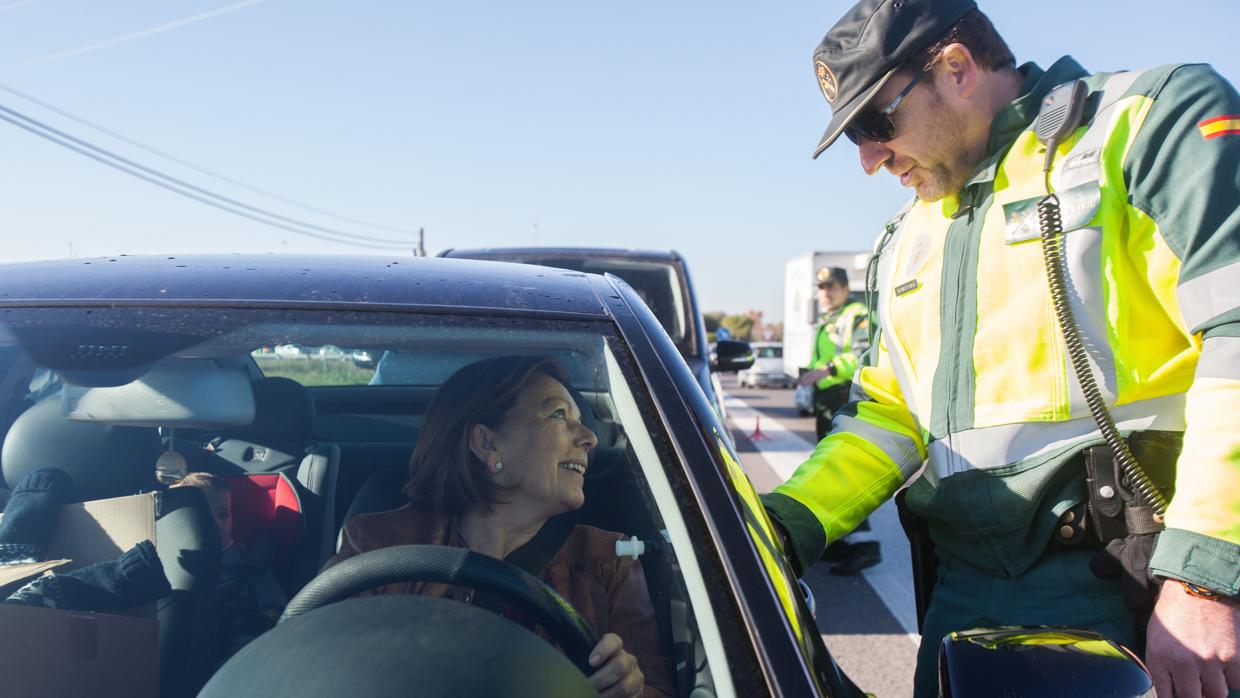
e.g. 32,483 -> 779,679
324,355 -> 673,698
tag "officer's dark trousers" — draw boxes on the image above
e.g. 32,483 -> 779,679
913,546 -> 1135,697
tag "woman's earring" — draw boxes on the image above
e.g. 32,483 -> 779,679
494,461 -> 503,471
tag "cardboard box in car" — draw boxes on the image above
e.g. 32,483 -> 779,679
0,493 -> 159,698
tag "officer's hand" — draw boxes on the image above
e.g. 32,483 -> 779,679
1146,581 -> 1240,698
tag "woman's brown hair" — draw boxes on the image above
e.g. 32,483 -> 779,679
403,354 -> 570,515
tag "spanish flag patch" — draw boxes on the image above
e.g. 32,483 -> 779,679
1198,114 -> 1240,140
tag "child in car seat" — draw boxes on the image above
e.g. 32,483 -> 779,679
173,472 -> 287,659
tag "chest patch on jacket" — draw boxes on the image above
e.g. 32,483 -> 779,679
1002,181 -> 1102,245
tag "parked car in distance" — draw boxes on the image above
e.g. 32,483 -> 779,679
313,345 -> 346,360
273,343 -> 308,359
736,343 -> 795,389
438,247 -> 749,430
349,349 -> 375,368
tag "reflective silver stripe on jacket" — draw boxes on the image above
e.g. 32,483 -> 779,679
829,412 -> 924,480
1196,335 -> 1240,380
925,392 -> 1185,483
1178,259 -> 1240,332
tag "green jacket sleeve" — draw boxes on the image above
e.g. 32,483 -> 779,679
1123,63 -> 1240,595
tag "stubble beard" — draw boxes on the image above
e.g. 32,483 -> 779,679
911,93 -> 985,203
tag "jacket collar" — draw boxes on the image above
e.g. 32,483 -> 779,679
963,56 -> 1090,190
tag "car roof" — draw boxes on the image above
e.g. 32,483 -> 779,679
439,247 -> 685,264
0,254 -> 614,318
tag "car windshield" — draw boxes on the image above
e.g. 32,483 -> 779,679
755,346 -> 782,359
0,305 -> 738,695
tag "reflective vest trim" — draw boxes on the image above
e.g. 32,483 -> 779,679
1196,336 -> 1240,380
1177,258 -> 1240,332
830,411 -> 924,480
924,392 -> 1186,484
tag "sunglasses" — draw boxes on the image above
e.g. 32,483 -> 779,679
844,70 -> 928,145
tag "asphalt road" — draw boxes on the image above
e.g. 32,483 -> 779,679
721,374 -> 919,698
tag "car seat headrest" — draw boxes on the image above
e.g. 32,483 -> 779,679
220,378 -> 315,444
1,398 -> 161,499
225,473 -> 303,549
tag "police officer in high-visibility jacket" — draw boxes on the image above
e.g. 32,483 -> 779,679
760,1 -> 1240,696
801,266 -> 870,441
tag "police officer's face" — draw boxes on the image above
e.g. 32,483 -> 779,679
854,49 -> 990,202
819,282 -> 848,310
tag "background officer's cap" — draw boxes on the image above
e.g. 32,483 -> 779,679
811,0 -> 976,158
817,267 -> 849,288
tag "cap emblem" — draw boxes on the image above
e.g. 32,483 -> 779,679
815,60 -> 838,103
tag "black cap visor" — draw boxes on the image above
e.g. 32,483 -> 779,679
812,65 -> 898,159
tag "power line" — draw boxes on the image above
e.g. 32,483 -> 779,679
0,101 -> 416,249
0,101 -> 413,245
21,0 -> 267,67
0,104 -> 413,250
0,82 -> 420,235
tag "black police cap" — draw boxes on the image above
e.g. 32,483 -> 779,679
817,267 -> 849,288
811,0 -> 977,158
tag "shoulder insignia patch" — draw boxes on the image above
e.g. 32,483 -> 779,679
1199,114 -> 1240,140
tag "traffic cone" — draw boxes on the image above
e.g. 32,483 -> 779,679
749,415 -> 770,441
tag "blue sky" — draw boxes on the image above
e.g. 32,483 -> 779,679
1,1 -> 1238,319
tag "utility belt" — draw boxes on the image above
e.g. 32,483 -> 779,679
1050,430 -> 1181,551
899,430 -> 1181,635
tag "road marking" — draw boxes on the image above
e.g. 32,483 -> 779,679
724,392 -> 921,645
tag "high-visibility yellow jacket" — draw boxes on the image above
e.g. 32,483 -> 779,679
764,57 -> 1240,596
809,301 -> 869,391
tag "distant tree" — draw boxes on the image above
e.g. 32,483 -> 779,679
703,312 -> 725,334
720,314 -> 754,342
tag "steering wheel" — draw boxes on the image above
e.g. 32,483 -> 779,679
282,545 -> 598,672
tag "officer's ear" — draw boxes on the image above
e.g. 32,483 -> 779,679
934,43 -> 980,100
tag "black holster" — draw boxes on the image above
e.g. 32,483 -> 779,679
1079,431 -> 1181,652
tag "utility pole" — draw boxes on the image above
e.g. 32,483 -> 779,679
416,227 -> 426,257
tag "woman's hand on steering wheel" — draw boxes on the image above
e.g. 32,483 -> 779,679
587,632 -> 645,698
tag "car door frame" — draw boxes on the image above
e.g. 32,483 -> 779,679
590,275 -> 861,698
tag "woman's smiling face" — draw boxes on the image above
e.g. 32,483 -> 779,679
490,373 -> 598,519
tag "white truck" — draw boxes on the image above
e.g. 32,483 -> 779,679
782,251 -> 870,388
